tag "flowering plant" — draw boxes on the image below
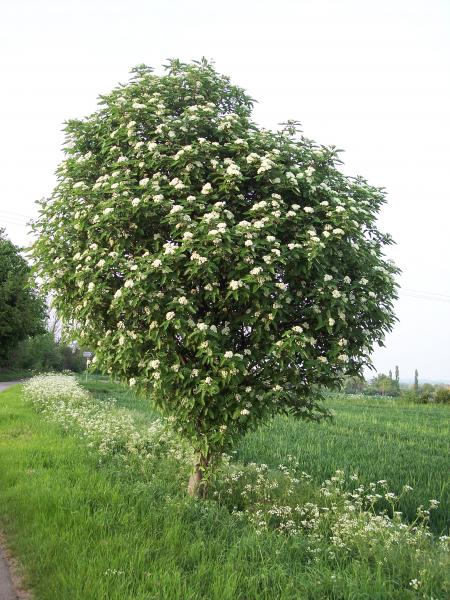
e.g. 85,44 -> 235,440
32,59 -> 398,494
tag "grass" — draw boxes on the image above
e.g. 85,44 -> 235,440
0,382 -> 449,599
82,378 -> 450,533
0,368 -> 35,381
237,394 -> 450,533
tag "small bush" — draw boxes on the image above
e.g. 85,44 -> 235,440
435,388 -> 450,404
401,389 -> 423,403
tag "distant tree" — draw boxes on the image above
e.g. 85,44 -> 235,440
414,369 -> 419,394
395,365 -> 400,390
47,308 -> 63,340
12,332 -> 85,373
343,375 -> 366,394
370,373 -> 399,396
389,369 -> 392,380
0,229 -> 46,365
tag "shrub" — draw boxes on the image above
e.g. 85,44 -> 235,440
435,387 -> 450,404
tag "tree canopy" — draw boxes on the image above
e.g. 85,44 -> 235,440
0,229 -> 46,363
32,59 -> 398,490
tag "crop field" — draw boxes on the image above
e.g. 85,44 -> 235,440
237,394 -> 450,533
0,379 -> 448,600
84,378 -> 450,532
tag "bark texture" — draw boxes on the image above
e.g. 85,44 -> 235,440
187,454 -> 209,497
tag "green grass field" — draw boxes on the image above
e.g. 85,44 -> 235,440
237,394 -> 450,533
0,382 -> 448,599
82,378 -> 450,532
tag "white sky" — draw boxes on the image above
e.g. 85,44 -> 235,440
1,0 -> 449,382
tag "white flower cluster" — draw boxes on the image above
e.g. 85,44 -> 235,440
214,460 -> 448,579
23,374 -> 193,463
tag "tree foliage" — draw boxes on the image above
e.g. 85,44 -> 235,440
32,59 -> 398,475
0,229 -> 46,363
369,373 -> 399,396
10,333 -> 85,373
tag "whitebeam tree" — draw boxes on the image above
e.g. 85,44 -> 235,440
32,59 -> 398,495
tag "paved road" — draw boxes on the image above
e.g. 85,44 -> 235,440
0,545 -> 16,600
0,382 -> 22,393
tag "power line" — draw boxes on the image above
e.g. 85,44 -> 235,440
399,291 -> 450,304
1,220 -> 30,229
401,288 -> 450,300
0,210 -> 32,222
1,218 -> 33,228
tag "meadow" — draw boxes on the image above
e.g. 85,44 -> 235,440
0,378 -> 448,600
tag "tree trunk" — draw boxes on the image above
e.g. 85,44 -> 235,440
187,454 -> 209,498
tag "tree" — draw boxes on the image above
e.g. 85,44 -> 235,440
414,369 -> 419,394
0,229 -> 46,365
369,373 -> 398,396
32,59 -> 399,495
395,365 -> 400,390
343,375 -> 366,394
11,333 -> 85,373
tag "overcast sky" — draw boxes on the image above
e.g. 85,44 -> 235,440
1,0 -> 449,381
